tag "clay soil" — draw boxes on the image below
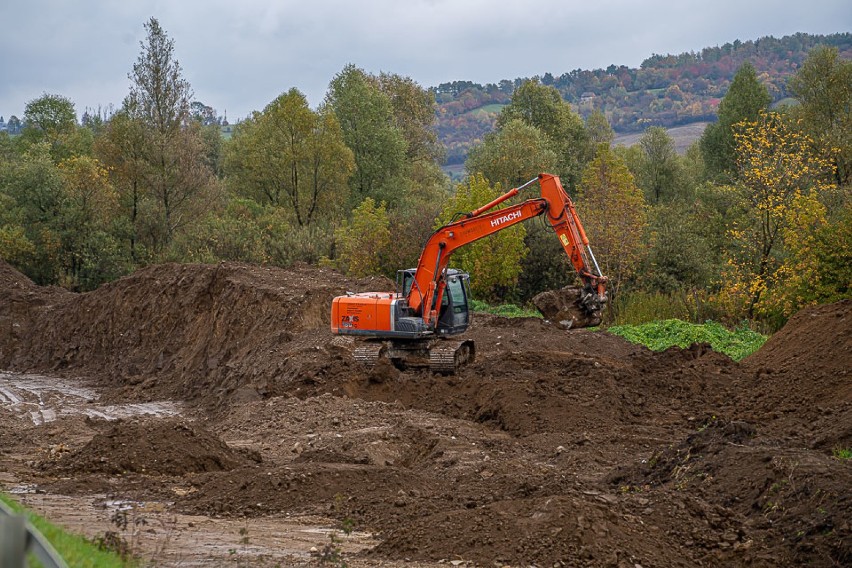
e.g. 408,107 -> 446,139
1,259 -> 849,567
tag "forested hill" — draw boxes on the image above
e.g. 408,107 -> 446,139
434,32 -> 852,166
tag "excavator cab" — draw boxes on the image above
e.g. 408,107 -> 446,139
397,268 -> 471,335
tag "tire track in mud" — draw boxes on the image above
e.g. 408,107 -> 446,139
0,372 -> 181,425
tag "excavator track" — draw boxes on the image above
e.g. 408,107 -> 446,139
428,340 -> 475,374
353,342 -> 387,367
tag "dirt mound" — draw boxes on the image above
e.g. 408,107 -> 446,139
371,491 -> 737,568
45,417 -> 253,475
738,300 -> 852,441
1,262 -> 387,406
744,299 -> 851,375
607,417 -> 851,567
0,259 -> 71,366
532,285 -> 602,328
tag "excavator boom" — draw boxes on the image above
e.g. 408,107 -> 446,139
330,173 -> 607,373
408,173 -> 606,328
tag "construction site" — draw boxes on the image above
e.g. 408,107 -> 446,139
0,259 -> 850,567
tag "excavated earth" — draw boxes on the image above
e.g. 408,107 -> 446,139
0,259 -> 849,567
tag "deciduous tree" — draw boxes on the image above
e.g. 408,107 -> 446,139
333,197 -> 392,277
325,65 -> 408,206
718,110 -> 836,319
21,93 -> 88,161
224,88 -> 354,227
788,46 -> 852,186
699,62 -> 771,181
497,80 -> 592,189
124,17 -> 216,249
435,174 -> 528,302
577,145 -> 648,303
465,118 -> 557,189
637,126 -> 682,202
94,111 -> 148,261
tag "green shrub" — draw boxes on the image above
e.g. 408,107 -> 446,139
607,319 -> 767,361
610,289 -> 724,326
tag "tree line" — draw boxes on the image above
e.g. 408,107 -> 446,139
434,32 -> 852,165
0,18 -> 849,331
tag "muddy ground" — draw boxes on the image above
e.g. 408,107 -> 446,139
0,259 -> 849,567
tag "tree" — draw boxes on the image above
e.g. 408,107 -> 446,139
325,65 -> 408,206
55,155 -> 126,289
497,80 -> 592,189
224,88 -> 354,227
641,201 -> 717,293
374,72 -> 444,167
576,145 -> 648,303
435,174 -> 528,302
373,72 -> 447,204
0,143 -> 127,288
465,118 -> 557,189
700,62 -> 771,181
333,197 -> 392,277
585,110 -> 614,147
788,46 -> 852,186
21,93 -> 82,161
94,110 -> 148,261
637,126 -> 681,202
124,17 -> 215,250
718,110 -> 836,319
516,221 -> 575,302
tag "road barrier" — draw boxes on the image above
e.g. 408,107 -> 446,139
0,498 -> 68,568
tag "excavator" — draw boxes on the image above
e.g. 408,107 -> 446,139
330,173 -> 608,373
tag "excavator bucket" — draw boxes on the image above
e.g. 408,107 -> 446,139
532,286 -> 603,329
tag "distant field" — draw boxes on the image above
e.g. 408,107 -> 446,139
613,122 -> 710,155
478,104 -> 506,113
442,163 -> 466,181
462,104 -> 505,118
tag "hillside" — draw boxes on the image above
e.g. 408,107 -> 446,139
613,122 -> 710,155
435,32 -> 852,166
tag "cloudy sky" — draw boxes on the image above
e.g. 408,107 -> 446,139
1,0 -> 849,122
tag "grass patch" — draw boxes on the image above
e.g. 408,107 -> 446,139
471,299 -> 541,318
0,494 -> 131,567
607,319 -> 767,361
833,447 -> 852,460
463,103 -> 506,117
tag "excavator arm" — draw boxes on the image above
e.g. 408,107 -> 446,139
408,173 -> 607,328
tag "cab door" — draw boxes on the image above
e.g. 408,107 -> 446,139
437,273 -> 471,335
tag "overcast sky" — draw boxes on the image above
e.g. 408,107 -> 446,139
0,0 -> 850,122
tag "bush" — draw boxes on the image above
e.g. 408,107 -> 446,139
607,319 -> 767,361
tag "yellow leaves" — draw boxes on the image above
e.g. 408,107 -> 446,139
57,155 -> 119,224
335,197 -> 391,278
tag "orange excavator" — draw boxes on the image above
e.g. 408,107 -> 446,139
331,173 -> 608,372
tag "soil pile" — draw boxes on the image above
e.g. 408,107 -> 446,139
744,299 -> 851,376
46,417 -> 253,475
532,286 -> 602,328
1,261 -> 850,567
0,259 -> 70,366
739,300 -> 852,448
1,262 -> 388,406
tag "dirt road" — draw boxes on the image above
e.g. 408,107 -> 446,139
1,260 -> 849,567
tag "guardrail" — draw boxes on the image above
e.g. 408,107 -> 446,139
0,498 -> 68,568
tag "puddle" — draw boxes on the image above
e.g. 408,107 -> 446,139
0,372 -> 181,424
